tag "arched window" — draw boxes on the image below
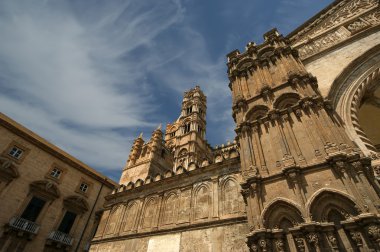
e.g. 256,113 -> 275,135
184,123 -> 191,134
186,106 -> 193,114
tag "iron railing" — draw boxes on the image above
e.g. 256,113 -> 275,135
48,230 -> 74,246
9,216 -> 40,234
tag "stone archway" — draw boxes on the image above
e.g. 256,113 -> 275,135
329,45 -> 380,158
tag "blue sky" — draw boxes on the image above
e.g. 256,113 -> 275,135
0,0 -> 332,181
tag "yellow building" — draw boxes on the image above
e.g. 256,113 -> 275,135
0,113 -> 118,252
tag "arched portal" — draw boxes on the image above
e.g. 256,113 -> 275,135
329,45 -> 380,158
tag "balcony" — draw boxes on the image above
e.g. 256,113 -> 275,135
9,216 -> 40,234
48,230 -> 74,246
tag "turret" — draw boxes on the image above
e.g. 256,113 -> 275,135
126,133 -> 144,166
150,124 -> 163,155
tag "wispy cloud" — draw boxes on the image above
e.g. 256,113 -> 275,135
0,0 -> 185,178
0,0 -> 334,181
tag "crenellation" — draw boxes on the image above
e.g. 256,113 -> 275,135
90,1 -> 380,251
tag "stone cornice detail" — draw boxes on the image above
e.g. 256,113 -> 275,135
291,4 -> 380,60
289,0 -> 378,46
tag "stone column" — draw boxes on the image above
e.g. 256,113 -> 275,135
283,167 -> 307,219
211,176 -> 219,219
351,161 -> 379,212
333,160 -> 367,212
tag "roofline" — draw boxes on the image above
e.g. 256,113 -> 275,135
286,0 -> 341,39
0,112 -> 119,188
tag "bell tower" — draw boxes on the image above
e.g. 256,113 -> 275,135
227,29 -> 380,250
165,86 -> 212,170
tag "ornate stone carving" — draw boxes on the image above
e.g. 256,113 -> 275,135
259,239 -> 268,252
327,232 -> 338,249
298,26 -> 351,59
250,242 -> 258,252
275,238 -> 285,252
347,18 -> 370,32
306,232 -> 319,246
291,0 -> 378,45
295,237 -> 306,252
367,225 -> 380,244
350,231 -> 363,247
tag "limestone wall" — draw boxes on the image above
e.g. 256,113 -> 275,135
90,223 -> 249,252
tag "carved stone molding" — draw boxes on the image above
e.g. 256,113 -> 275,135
294,237 -> 306,252
29,180 -> 60,201
350,231 -> 364,247
331,57 -> 380,158
0,156 -> 19,182
290,0 -> 379,59
63,196 -> 89,214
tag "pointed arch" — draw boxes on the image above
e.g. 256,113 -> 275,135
187,162 -> 197,171
176,166 -> 187,174
261,198 -> 304,229
193,183 -> 212,221
164,170 -> 174,178
104,204 -> 124,235
273,93 -> 301,110
307,188 -> 359,222
161,191 -> 179,225
121,200 -> 141,233
141,196 -> 159,229
220,176 -> 243,216
126,181 -> 134,190
135,179 -> 144,187
154,173 -> 162,181
145,176 -> 152,184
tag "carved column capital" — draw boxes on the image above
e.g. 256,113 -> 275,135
258,239 -> 268,252
294,237 -> 306,252
268,111 -> 279,121
306,232 -> 319,246
240,188 -> 250,205
326,232 -> 338,249
250,242 -> 258,252
351,161 -> 365,174
275,238 -> 285,252
295,108 -> 302,117
367,224 -> 380,244
350,231 -> 363,247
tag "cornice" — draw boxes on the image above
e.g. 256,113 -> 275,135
0,113 -> 118,188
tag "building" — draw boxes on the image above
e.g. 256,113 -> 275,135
0,113 -> 118,252
90,0 -> 380,251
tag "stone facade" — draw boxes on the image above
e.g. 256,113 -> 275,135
95,0 -> 380,251
0,113 -> 118,252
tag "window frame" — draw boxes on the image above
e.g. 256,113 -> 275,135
76,178 -> 93,197
2,141 -> 30,164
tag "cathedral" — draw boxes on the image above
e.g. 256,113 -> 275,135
88,0 -> 380,251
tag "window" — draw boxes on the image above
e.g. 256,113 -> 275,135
50,168 -> 62,179
198,125 -> 202,133
170,132 -> 175,137
79,183 -> 89,193
58,211 -> 77,234
21,196 -> 46,222
8,146 -> 23,159
186,106 -> 193,114
184,123 -> 191,134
